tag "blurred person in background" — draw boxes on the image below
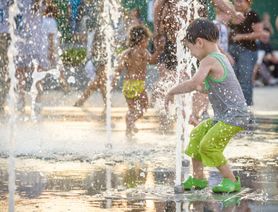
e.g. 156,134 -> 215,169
213,0 -> 235,65
73,0 -> 107,112
68,0 -> 82,33
276,16 -> 278,31
32,4 -> 69,115
256,38 -> 278,80
262,12 -> 274,35
15,1 -> 68,115
0,0 -> 10,113
229,0 -> 270,106
15,0 -> 43,113
254,12 -> 278,86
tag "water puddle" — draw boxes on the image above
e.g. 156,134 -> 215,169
0,118 -> 278,211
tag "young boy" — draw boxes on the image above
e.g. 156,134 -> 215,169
113,25 -> 163,139
165,19 -> 249,193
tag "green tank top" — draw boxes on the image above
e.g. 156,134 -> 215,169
205,52 -> 250,128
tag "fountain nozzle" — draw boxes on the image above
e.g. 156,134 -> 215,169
174,185 -> 185,194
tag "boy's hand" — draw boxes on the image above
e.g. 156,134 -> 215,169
165,92 -> 174,111
154,34 -> 165,50
111,77 -> 118,90
231,12 -> 245,24
157,36 -> 165,50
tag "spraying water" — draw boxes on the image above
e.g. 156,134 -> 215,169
30,61 -> 60,121
7,1 -> 20,211
101,0 -> 121,148
30,32 -> 66,121
174,0 -> 202,188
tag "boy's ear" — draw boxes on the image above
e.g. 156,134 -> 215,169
196,38 -> 203,48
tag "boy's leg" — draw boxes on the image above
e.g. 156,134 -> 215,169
74,65 -> 105,107
218,164 -> 236,182
192,158 -> 204,179
198,121 -> 242,168
139,91 -> 148,112
133,92 -> 148,127
74,79 -> 99,106
185,119 -> 214,164
198,121 -> 243,192
125,98 -> 137,137
58,70 -> 70,93
125,91 -> 148,137
182,119 -> 214,190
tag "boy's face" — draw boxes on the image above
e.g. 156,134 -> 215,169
185,38 -> 205,60
140,37 -> 149,49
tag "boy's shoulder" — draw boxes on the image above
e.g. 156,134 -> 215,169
201,54 -> 218,65
119,48 -> 131,59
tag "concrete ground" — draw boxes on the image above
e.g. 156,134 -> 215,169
0,86 -> 278,212
13,86 -> 278,119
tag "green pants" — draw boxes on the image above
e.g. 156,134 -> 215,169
185,119 -> 243,167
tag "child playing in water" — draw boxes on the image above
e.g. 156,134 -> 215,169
165,19 -> 249,193
113,25 -> 163,139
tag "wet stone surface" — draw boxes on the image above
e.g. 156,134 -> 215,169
0,117 -> 278,211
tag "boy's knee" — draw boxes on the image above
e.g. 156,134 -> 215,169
185,144 -> 202,161
190,128 -> 199,139
199,141 -> 212,156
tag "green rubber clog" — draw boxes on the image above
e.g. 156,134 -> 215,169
182,176 -> 208,190
212,176 -> 241,193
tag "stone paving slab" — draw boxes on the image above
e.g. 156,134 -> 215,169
3,86 -> 278,119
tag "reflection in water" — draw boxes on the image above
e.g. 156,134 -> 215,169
0,158 -> 278,211
0,120 -> 278,211
17,171 -> 47,198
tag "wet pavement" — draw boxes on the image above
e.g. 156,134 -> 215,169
0,87 -> 278,211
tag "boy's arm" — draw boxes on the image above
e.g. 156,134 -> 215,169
153,0 -> 166,48
111,53 -> 127,88
165,57 -> 214,108
153,0 -> 165,36
48,33 -> 55,67
148,37 -> 165,64
148,47 -> 162,65
211,0 -> 244,23
232,23 -> 270,42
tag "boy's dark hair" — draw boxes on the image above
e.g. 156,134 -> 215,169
128,25 -> 152,47
44,5 -> 58,19
185,18 -> 219,44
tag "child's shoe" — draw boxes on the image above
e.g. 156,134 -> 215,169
212,176 -> 241,193
182,176 -> 208,190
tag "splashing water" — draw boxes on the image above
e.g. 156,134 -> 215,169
174,0 -> 202,186
30,48 -> 65,121
7,1 -> 20,211
101,0 -> 121,149
30,62 -> 58,121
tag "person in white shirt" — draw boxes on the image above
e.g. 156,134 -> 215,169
15,0 -> 41,112
213,1 -> 235,65
15,2 -> 68,114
